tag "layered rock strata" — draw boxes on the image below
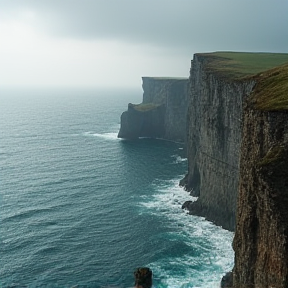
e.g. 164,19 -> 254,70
181,54 -> 255,231
232,65 -> 288,288
118,77 -> 189,142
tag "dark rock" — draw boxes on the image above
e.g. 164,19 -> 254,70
134,267 -> 152,288
181,200 -> 192,209
118,103 -> 165,139
183,54 -> 255,231
179,173 -> 188,188
118,77 -> 189,142
232,72 -> 288,287
221,271 -> 233,288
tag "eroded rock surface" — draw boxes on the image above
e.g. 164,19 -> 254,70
181,54 -> 255,230
232,66 -> 288,288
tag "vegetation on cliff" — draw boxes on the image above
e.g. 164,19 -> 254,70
118,77 -> 189,141
251,63 -> 288,111
198,51 -> 288,80
183,51 -> 288,232
230,55 -> 288,288
132,103 -> 161,112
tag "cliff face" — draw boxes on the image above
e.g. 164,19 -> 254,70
118,77 -> 189,142
232,65 -> 288,288
182,54 -> 255,231
118,103 -> 165,139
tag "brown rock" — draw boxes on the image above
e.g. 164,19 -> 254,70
134,267 -> 152,288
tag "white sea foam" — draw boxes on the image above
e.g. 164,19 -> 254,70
139,177 -> 234,288
93,132 -> 119,140
173,155 -> 187,163
83,131 -> 119,140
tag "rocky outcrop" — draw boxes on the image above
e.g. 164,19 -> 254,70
117,103 -> 165,139
181,54 -> 255,231
134,267 -> 153,288
118,77 -> 189,142
232,65 -> 288,288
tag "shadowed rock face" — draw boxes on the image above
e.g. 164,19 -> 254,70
118,77 -> 189,142
181,54 -> 255,231
118,103 -> 165,139
232,98 -> 288,288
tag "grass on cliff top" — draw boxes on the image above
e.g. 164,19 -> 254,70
198,52 -> 288,80
251,63 -> 288,111
133,103 -> 160,111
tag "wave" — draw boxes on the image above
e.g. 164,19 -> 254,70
171,154 -> 187,164
83,131 -> 119,140
93,132 -> 119,140
2,207 -> 53,223
139,178 -> 234,288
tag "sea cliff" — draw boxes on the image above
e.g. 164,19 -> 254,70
181,52 -> 288,231
181,54 -> 255,231
232,64 -> 288,288
118,52 -> 288,287
118,77 -> 189,142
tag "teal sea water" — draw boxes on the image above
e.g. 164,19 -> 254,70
0,89 -> 234,288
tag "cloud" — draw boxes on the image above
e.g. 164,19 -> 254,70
1,0 -> 288,52
0,17 -> 190,88
0,0 -> 287,88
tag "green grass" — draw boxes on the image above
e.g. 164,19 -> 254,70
133,103 -> 160,111
198,52 -> 288,80
251,63 -> 288,111
199,52 -> 288,110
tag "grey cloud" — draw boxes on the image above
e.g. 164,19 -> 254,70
1,0 -> 288,53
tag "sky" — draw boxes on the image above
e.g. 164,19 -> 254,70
0,0 -> 287,89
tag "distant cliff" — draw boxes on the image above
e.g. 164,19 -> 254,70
232,64 -> 288,288
181,52 -> 288,231
118,77 -> 189,142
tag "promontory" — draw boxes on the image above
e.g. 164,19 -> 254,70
118,51 -> 288,288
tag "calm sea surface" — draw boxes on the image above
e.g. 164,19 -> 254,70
0,88 -> 234,288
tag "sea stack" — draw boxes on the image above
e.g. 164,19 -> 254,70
134,267 -> 153,288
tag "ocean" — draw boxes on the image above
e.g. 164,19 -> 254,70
0,88 -> 234,288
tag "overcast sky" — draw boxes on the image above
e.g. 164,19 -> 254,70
0,0 -> 287,88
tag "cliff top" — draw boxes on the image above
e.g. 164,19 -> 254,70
197,51 -> 288,80
251,63 -> 288,111
131,103 -> 161,111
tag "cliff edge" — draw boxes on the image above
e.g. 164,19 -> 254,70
232,63 -> 288,288
181,52 -> 288,231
